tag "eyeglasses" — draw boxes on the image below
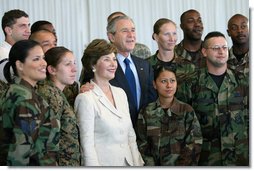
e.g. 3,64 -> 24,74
206,45 -> 228,52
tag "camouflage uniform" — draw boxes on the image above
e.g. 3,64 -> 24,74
63,81 -> 79,108
132,42 -> 151,59
174,41 -> 206,70
176,68 -> 249,166
38,79 -> 81,166
146,51 -> 196,85
227,47 -> 249,77
136,97 -> 203,166
0,79 -> 8,97
0,78 -> 58,166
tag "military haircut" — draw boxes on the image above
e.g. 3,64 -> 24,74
203,31 -> 226,48
31,20 -> 53,34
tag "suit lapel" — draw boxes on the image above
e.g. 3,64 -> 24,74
113,61 -> 132,96
92,82 -> 122,118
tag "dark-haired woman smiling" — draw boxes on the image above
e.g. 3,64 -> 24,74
0,40 -> 57,165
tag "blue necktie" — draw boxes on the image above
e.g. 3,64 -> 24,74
124,58 -> 137,109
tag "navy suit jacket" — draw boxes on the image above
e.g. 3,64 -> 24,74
110,54 -> 157,127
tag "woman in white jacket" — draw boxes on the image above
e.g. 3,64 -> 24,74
75,39 -> 144,166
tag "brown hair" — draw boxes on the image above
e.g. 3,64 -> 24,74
107,11 -> 126,23
152,18 -> 176,40
81,39 -> 117,82
44,46 -> 72,77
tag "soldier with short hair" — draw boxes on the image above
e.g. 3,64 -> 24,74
175,9 -> 206,70
177,31 -> 249,166
227,14 -> 249,77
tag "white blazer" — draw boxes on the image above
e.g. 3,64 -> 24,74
74,81 -> 144,166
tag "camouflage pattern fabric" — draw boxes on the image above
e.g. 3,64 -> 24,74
63,81 -> 79,108
174,41 -> 206,70
0,80 -> 8,97
37,79 -> 81,166
146,51 -> 196,85
0,78 -> 58,166
132,43 -> 151,59
227,47 -> 249,77
136,97 -> 203,166
176,68 -> 249,166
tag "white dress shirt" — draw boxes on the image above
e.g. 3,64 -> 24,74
0,41 -> 11,82
0,41 -> 11,61
117,53 -> 141,109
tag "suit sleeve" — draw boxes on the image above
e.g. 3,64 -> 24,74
135,107 -> 156,166
147,63 -> 157,104
74,92 -> 100,166
120,89 -> 144,166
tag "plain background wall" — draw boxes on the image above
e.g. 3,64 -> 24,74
0,0 -> 249,79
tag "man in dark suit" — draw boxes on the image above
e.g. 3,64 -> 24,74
107,15 -> 157,127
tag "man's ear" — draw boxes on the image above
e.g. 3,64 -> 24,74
227,29 -> 231,37
180,23 -> 183,30
201,47 -> 207,58
4,26 -> 12,36
47,65 -> 57,75
107,32 -> 115,43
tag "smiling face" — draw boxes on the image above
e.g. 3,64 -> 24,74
30,30 -> 57,53
180,10 -> 203,40
108,18 -> 136,56
202,36 -> 228,68
17,45 -> 46,86
93,52 -> 118,82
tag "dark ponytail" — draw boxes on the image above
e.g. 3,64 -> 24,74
4,40 -> 40,83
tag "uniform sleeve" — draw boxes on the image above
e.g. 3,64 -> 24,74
74,92 -> 99,166
37,103 -> 58,166
58,101 -> 80,166
135,107 -> 155,166
37,85 -> 61,165
63,81 -> 80,108
176,109 -> 203,165
175,71 -> 197,105
3,102 -> 36,166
